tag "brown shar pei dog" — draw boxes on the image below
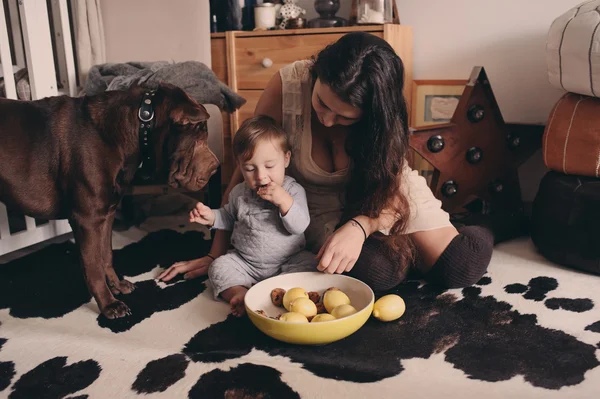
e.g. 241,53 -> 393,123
0,83 -> 219,318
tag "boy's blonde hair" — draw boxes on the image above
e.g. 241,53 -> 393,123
233,115 -> 290,162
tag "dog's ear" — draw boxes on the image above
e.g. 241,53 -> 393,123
162,83 -> 210,125
170,102 -> 210,125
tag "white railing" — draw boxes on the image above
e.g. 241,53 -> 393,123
0,0 -> 76,255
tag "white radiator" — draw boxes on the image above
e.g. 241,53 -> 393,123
0,0 -> 76,255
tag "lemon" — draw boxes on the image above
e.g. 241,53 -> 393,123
282,287 -> 308,311
323,290 -> 351,313
331,304 -> 357,319
372,294 -> 405,322
289,297 -> 317,318
279,312 -> 309,323
310,313 -> 336,323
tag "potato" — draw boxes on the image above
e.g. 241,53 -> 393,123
315,301 -> 327,314
308,291 -> 320,304
372,294 -> 405,322
279,312 -> 309,323
331,304 -> 357,319
311,313 -> 336,323
323,290 -> 351,313
270,288 -> 286,307
290,297 -> 317,318
282,287 -> 308,311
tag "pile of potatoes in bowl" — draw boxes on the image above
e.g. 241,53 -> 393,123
255,286 -> 405,323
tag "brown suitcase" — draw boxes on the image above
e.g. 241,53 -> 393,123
543,93 -> 600,177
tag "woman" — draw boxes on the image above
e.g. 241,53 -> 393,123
158,32 -> 494,290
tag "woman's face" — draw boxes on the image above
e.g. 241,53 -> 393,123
312,79 -> 363,127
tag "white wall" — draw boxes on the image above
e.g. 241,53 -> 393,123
396,0 -> 581,124
101,0 -> 211,65
395,0 -> 583,202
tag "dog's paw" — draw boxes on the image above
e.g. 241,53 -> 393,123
102,300 -> 132,319
118,279 -> 136,295
109,279 -> 136,295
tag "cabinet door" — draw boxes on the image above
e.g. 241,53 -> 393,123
236,90 -> 263,130
223,90 -> 262,183
211,38 -> 227,84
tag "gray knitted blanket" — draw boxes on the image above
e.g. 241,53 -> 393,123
83,61 -> 246,112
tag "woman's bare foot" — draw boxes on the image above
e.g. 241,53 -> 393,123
220,286 -> 248,317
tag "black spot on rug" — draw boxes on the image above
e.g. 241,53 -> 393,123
504,283 -> 528,294
545,298 -> 594,313
132,354 -> 189,394
0,337 -> 15,392
477,276 -> 492,286
97,278 -> 205,333
0,360 -> 15,393
188,363 -> 300,399
585,321 -> 600,333
8,357 -> 100,399
0,333 -> 15,392
504,277 -> 559,300
0,230 -> 210,328
504,277 -> 594,313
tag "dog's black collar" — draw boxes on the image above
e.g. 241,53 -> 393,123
137,90 -> 156,181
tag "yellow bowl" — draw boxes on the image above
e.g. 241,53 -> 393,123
244,272 -> 374,345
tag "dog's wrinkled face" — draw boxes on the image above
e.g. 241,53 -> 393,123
153,84 -> 219,191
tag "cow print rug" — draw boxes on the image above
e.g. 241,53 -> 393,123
0,227 -> 599,398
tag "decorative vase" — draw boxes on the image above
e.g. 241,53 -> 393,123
307,0 -> 348,28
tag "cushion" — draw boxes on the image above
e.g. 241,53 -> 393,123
543,92 -> 600,177
547,0 -> 600,96
531,171 -> 600,275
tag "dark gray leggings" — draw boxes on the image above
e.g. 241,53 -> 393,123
346,226 -> 494,291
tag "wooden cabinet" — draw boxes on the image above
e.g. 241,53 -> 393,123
237,90 -> 263,124
211,25 -> 413,184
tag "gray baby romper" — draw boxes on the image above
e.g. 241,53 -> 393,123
208,176 -> 317,299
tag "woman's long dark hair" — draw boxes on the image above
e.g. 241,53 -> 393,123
312,32 -> 414,266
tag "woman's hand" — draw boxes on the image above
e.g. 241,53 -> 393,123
316,221 -> 366,274
156,255 -> 213,282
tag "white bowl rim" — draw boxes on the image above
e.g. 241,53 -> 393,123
244,272 -> 375,325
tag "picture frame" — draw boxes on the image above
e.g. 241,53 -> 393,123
409,79 -> 467,187
410,80 -> 468,127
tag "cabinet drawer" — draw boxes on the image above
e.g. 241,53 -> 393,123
235,33 -> 382,89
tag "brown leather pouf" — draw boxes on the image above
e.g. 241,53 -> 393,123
543,93 -> 600,177
531,171 -> 600,275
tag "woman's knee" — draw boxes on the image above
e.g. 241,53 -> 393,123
346,237 -> 409,292
427,226 -> 494,288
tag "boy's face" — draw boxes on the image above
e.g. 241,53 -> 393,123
239,139 -> 291,190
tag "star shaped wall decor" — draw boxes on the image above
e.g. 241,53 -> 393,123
409,67 -> 543,214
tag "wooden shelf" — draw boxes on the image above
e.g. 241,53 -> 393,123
210,24 -> 396,39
